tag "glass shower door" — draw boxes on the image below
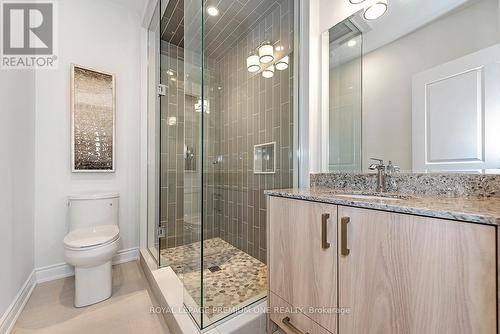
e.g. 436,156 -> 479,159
182,0 -> 204,327
200,0 -> 297,327
146,2 -> 161,263
155,0 -> 298,329
157,0 -> 205,327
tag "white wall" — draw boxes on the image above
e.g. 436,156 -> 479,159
362,0 -> 499,171
34,0 -> 143,268
0,70 -> 36,317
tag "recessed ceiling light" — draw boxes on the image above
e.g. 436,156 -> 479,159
207,6 -> 219,17
364,0 -> 388,20
347,39 -> 357,47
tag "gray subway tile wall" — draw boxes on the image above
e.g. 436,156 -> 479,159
216,0 -> 294,263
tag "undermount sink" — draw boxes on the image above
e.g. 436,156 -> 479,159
334,194 -> 404,201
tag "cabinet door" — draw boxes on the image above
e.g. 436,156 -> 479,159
338,206 -> 496,334
269,197 -> 338,333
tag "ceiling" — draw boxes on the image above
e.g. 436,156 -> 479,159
330,0 -> 483,68
161,0 -> 282,60
161,0 -> 184,47
363,0 -> 477,53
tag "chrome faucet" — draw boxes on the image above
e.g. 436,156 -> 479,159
369,158 -> 386,192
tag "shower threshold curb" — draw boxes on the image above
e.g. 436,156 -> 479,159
139,249 -> 269,334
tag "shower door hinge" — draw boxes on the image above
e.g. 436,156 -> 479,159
158,84 -> 167,96
157,227 -> 166,238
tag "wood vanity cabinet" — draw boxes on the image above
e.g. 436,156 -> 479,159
269,197 -> 338,334
338,206 -> 496,334
268,196 -> 497,334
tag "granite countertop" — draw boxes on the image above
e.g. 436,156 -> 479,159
265,188 -> 500,225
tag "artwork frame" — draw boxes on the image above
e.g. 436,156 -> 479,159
71,64 -> 116,173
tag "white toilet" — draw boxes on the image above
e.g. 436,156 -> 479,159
64,193 -> 120,307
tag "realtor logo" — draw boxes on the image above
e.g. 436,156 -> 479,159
1,1 -> 58,69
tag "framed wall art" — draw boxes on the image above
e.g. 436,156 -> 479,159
71,64 -> 115,172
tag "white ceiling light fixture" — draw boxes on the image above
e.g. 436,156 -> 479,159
258,43 -> 274,64
262,65 -> 275,78
207,6 -> 219,17
364,0 -> 388,20
246,54 -> 261,73
349,0 -> 366,3
347,39 -> 357,47
275,56 -> 289,71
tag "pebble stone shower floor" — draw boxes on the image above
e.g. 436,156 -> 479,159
160,238 -> 267,320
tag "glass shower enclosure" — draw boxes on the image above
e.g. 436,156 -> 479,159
147,0 -> 298,328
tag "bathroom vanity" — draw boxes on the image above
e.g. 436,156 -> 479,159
266,0 -> 500,332
265,177 -> 500,334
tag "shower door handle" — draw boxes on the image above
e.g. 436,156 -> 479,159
321,213 -> 330,249
282,317 -> 309,334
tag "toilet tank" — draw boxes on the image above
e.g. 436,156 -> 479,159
68,193 -> 119,231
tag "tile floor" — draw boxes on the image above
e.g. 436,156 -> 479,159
12,261 -> 170,334
160,238 -> 267,320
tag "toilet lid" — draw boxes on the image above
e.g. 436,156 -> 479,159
64,225 -> 119,249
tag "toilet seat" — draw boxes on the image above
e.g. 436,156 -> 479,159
64,225 -> 119,250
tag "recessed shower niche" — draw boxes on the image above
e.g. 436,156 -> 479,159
254,142 -> 276,174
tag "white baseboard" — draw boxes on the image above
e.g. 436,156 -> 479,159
0,248 -> 139,333
112,247 -> 140,265
0,270 -> 36,334
35,262 -> 75,284
35,247 -> 139,284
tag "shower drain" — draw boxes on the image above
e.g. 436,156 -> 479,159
208,265 -> 222,272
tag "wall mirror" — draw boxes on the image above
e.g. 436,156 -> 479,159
322,0 -> 500,173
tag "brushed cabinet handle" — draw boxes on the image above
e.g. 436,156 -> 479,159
321,213 -> 330,249
282,316 -> 309,334
341,217 -> 350,256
